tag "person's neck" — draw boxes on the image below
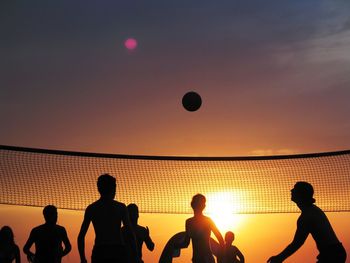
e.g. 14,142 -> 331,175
297,202 -> 313,211
45,222 -> 56,226
100,195 -> 114,201
194,211 -> 203,217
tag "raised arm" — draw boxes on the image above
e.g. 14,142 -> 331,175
77,208 -> 91,263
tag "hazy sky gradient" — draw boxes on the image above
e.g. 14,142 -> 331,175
1,0 -> 350,156
1,2 -> 350,262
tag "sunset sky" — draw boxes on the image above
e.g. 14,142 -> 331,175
1,1 -> 350,262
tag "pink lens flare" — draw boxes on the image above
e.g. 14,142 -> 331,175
124,38 -> 138,50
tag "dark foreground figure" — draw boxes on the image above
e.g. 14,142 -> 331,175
267,181 -> 347,263
78,173 -> 139,263
122,203 -> 155,263
0,226 -> 20,263
23,205 -> 71,263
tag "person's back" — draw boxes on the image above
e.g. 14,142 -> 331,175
0,226 -> 20,263
186,215 -> 213,260
27,224 -> 67,262
87,199 -> 125,246
23,205 -> 71,263
300,204 -> 339,250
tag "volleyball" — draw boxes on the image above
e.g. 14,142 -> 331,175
182,91 -> 202,112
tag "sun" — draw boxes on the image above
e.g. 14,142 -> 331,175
205,191 -> 245,233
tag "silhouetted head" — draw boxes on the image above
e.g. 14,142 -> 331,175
191,194 -> 206,212
43,205 -> 58,224
0,226 -> 15,245
97,174 -> 116,198
291,181 -> 315,205
127,203 -> 139,225
225,231 -> 235,245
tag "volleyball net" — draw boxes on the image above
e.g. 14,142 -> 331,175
0,145 -> 350,214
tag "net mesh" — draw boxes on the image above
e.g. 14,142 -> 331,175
1,145 -> 350,214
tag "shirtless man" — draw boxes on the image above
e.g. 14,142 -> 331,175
78,174 -> 138,263
267,181 -> 347,263
23,205 -> 71,263
185,194 -> 224,263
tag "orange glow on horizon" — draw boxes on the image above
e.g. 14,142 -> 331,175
0,205 -> 349,263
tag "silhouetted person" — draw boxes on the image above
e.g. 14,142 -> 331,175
267,181 -> 347,263
0,226 -> 20,263
23,205 -> 71,263
78,174 -> 139,263
122,203 -> 155,263
222,231 -> 244,263
184,194 -> 224,263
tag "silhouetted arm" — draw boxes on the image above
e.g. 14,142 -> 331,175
209,218 -> 224,246
78,208 -> 91,263
61,227 -> 72,258
182,220 -> 191,248
236,246 -> 245,263
23,230 -> 35,262
267,217 -> 309,262
144,226 -> 155,251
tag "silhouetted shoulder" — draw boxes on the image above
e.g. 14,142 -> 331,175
56,224 -> 68,234
230,245 -> 239,253
186,215 -> 213,228
30,224 -> 46,234
135,225 -> 148,239
30,224 -> 67,238
114,200 -> 127,209
85,201 -> 97,214
86,200 -> 126,213
204,215 -> 214,223
185,217 -> 193,223
200,215 -> 215,227
113,200 -> 128,216
298,205 -> 323,225
139,225 -> 148,233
